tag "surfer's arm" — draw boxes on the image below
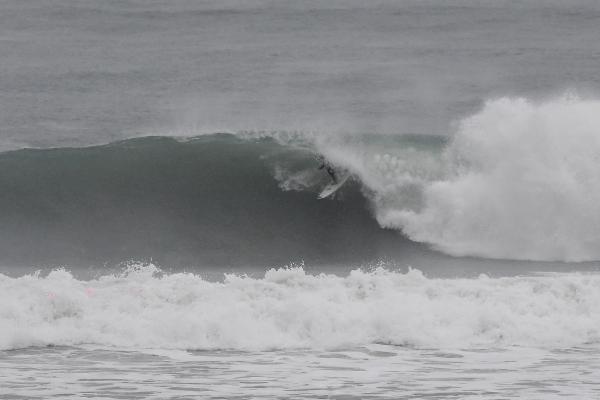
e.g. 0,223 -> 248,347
327,167 -> 337,183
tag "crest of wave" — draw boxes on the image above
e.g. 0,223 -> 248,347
377,94 -> 600,261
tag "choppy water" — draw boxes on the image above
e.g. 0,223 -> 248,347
3,345 -> 600,399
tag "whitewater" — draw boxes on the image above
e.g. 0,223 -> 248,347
315,95 -> 600,262
252,94 -> 600,265
4,264 -> 600,351
3,265 -> 600,398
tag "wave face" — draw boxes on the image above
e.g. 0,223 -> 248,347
0,134 -> 407,267
2,265 -> 600,351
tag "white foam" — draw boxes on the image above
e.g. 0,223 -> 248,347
378,95 -> 600,261
310,94 -> 600,261
2,265 -> 600,351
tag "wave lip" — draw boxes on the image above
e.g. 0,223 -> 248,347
2,265 -> 600,351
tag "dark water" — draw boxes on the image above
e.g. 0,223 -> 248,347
0,134 -> 399,267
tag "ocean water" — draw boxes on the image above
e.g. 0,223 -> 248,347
3,0 -> 600,398
3,266 -> 600,398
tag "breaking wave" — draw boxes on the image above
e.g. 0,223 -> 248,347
2,265 -> 600,351
371,95 -> 600,262
298,94 -> 600,262
1,94 -> 600,264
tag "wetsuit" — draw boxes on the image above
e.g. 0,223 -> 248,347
319,162 -> 337,184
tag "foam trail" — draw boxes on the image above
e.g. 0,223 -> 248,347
2,265 -> 600,351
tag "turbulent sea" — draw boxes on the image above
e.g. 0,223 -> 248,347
3,1 -> 600,399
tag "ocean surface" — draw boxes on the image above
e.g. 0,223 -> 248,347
2,1 -> 600,398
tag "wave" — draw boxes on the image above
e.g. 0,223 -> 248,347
0,133 -> 412,267
2,264 -> 600,351
1,94 -> 599,265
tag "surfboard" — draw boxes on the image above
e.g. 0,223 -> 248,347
318,174 -> 350,199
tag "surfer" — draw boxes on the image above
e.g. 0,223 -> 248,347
318,158 -> 337,184
316,156 -> 349,199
